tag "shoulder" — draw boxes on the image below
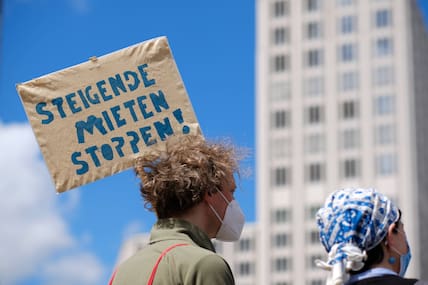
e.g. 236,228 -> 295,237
174,243 -> 220,262
184,253 -> 235,285
112,243 -> 234,285
195,253 -> 232,271
175,244 -> 232,270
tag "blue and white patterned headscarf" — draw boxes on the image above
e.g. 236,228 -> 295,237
315,188 -> 399,285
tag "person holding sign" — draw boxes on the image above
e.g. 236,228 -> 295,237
109,134 -> 245,285
315,188 -> 427,285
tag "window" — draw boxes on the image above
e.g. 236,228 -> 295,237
341,101 -> 358,119
272,167 -> 290,186
374,37 -> 393,57
273,208 -> 291,223
373,66 -> 394,86
308,106 -> 321,123
376,153 -> 397,175
340,129 -> 360,149
273,233 -> 291,247
339,15 -> 356,34
307,229 -> 320,244
273,1 -> 289,17
339,43 -> 357,62
306,163 -> 324,182
307,254 -> 323,269
238,262 -> 253,276
213,240 -> 223,253
337,0 -> 354,6
306,21 -> 322,39
375,9 -> 392,28
272,54 -> 290,72
306,0 -> 321,12
273,27 -> 290,45
271,137 -> 291,158
374,95 -> 395,115
305,133 -> 325,154
375,125 -> 396,145
305,105 -> 324,124
274,257 -> 291,272
341,159 -> 360,178
339,71 -> 359,92
270,81 -> 290,101
304,76 -> 324,97
306,49 -> 323,67
271,110 -> 291,129
238,238 -> 253,251
306,205 -> 321,220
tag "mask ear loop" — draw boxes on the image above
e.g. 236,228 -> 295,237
207,190 -> 230,224
208,203 -> 223,223
217,190 -> 231,205
384,232 -> 403,265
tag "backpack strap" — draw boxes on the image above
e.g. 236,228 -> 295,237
107,243 -> 189,285
108,269 -> 117,285
147,243 -> 189,285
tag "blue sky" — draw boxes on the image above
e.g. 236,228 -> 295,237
1,1 -> 254,284
1,1 -> 427,285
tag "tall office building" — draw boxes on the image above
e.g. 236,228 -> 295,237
256,0 -> 428,284
114,1 -> 428,284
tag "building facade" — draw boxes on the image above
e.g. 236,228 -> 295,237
255,0 -> 428,284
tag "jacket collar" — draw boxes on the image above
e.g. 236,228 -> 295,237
150,218 -> 215,252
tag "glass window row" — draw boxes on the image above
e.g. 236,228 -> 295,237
272,0 -> 392,31
272,16 -> 392,46
271,51 -> 394,73
270,153 -> 398,186
270,95 -> 395,129
270,71 -> 393,102
270,124 -> 396,160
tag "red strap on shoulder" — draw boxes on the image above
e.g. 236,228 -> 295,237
147,243 -> 189,285
108,269 -> 117,285
107,243 -> 188,285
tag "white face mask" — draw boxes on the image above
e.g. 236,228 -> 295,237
208,190 -> 245,242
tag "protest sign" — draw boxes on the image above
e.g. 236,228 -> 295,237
17,36 -> 201,193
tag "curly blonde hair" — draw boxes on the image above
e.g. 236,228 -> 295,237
135,134 -> 242,218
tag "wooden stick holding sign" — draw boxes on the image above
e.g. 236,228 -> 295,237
16,36 -> 201,193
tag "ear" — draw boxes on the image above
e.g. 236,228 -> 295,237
204,191 -> 215,204
385,223 -> 399,248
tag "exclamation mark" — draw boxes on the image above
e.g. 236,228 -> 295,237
173,108 -> 190,134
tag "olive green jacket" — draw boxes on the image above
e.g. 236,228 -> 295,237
112,218 -> 235,285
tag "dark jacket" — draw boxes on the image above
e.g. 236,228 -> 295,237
349,275 -> 423,285
112,218 -> 235,285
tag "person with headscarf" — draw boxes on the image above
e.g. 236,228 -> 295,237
315,188 -> 427,285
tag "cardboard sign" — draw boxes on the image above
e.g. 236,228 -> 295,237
17,36 -> 201,193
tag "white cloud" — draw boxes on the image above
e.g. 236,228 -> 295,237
0,122 -> 106,285
121,220 -> 145,241
41,253 -> 105,285
58,188 -> 81,215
